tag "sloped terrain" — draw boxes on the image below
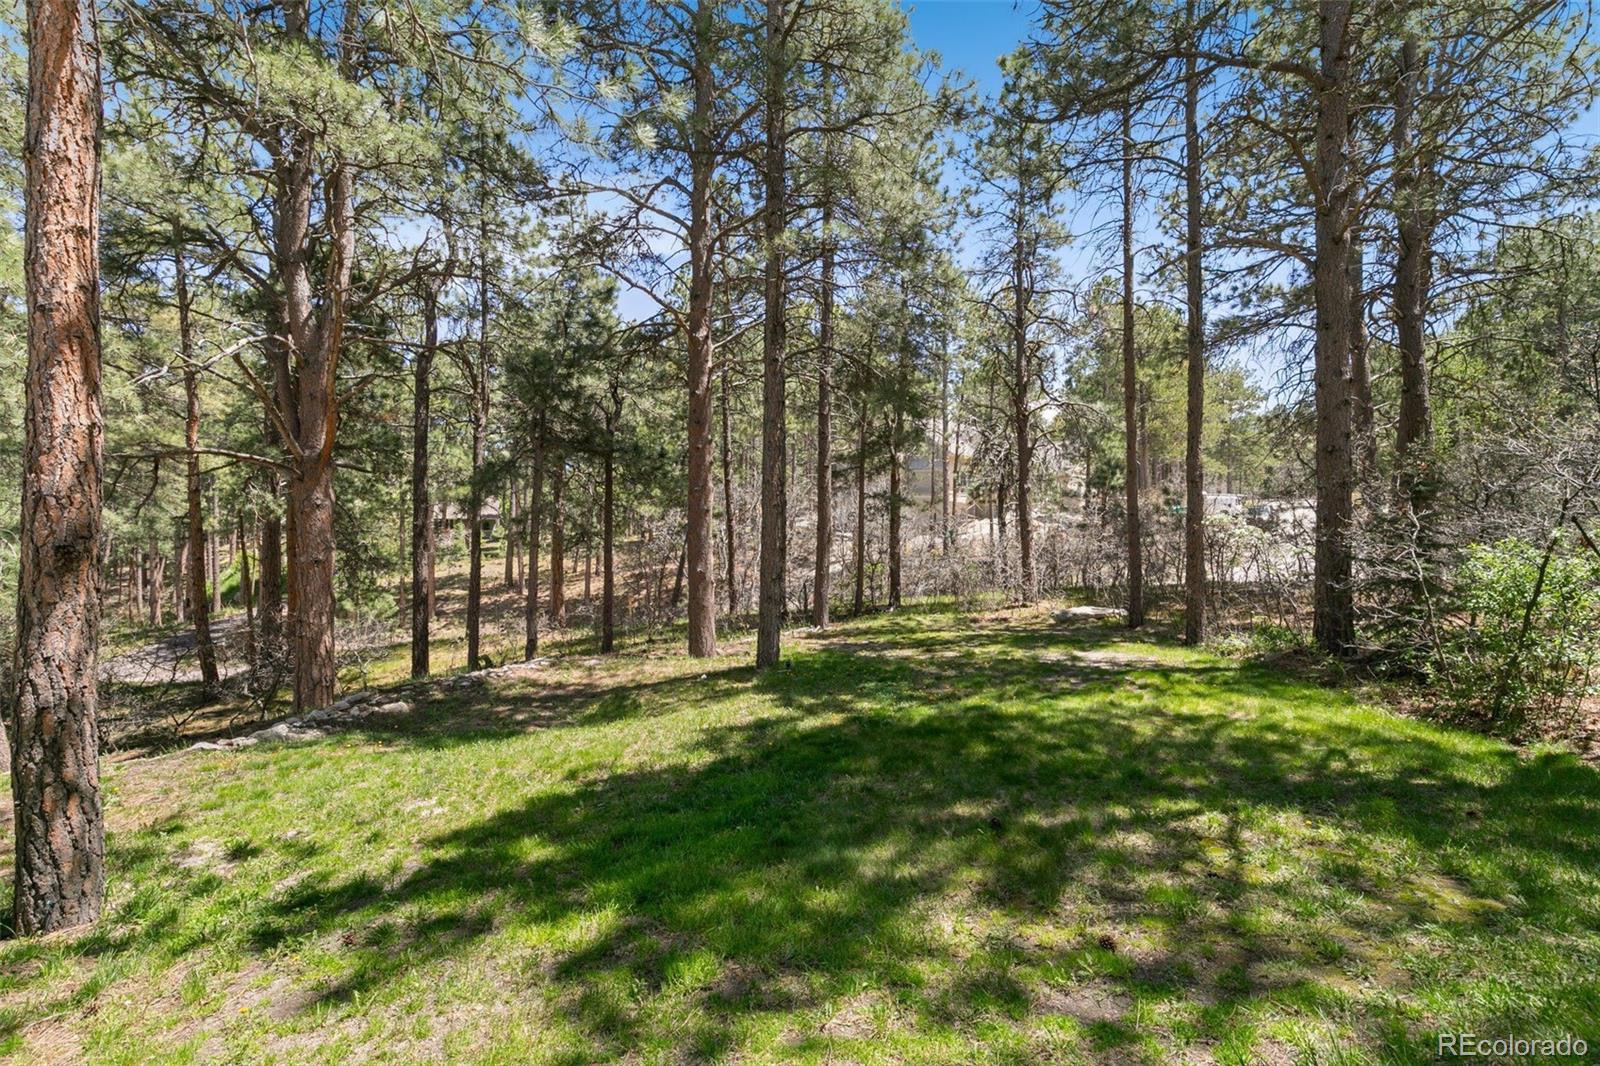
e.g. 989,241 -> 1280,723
2,603 -> 1597,1064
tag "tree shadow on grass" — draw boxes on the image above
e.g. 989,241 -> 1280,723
223,613 -> 1600,1061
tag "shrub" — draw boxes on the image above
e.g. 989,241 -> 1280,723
1434,536 -> 1600,737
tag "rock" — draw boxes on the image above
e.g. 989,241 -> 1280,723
373,701 -> 411,715
1053,605 -> 1124,622
188,740 -> 229,751
249,722 -> 324,745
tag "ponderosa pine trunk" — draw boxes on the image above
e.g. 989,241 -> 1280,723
1311,0 -> 1357,656
177,238 -> 220,697
466,220 -> 491,671
410,283 -> 437,679
525,433 -> 544,659
853,407 -> 867,615
1011,194 -> 1035,603
208,496 -> 220,615
1182,18 -> 1207,646
888,416 -> 903,610
10,0 -> 106,934
550,463 -> 566,625
1393,36 -> 1434,509
258,453 -> 283,662
813,154 -> 835,627
813,265 -> 834,625
755,0 -> 788,667
720,361 -> 738,616
266,97 -> 354,711
147,539 -> 164,626
1349,242 -> 1375,477
602,385 -> 619,652
1121,102 -> 1145,628
684,5 -> 718,657
238,513 -> 256,674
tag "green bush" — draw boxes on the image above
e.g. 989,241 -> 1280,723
1435,536 -> 1600,736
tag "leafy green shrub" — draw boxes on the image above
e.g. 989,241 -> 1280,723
1434,536 -> 1600,737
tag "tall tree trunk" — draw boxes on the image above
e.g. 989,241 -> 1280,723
238,513 -> 256,673
267,91 -> 354,711
147,539 -> 163,626
10,0 -> 105,933
550,462 -> 566,625
813,161 -> 835,627
684,5 -> 719,656
755,0 -> 788,667
173,528 -> 187,623
524,433 -> 544,659
504,476 -> 518,590
410,283 -> 437,679
939,336 -> 951,555
1311,1 -> 1357,655
720,361 -> 738,616
1393,36 -> 1434,510
1006,109 -> 1035,603
287,454 -> 336,709
176,237 -> 221,696
888,418 -> 902,609
208,488 -> 221,614
1182,12 -> 1207,646
602,387 -> 619,652
466,382 -> 486,667
853,407 -> 867,615
1121,102 -> 1145,628
133,551 -> 145,623
1349,241 -> 1375,477
258,463 -> 282,658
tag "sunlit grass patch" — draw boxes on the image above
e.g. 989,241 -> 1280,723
3,601 -> 1599,1063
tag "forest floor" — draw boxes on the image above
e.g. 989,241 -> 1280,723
3,602 -> 1599,1064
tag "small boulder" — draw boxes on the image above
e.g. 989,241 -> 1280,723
1053,605 -> 1124,622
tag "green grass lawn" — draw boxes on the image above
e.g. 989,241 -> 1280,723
3,602 -> 1599,1063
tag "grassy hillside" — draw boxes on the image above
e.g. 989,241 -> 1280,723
3,603 -> 1598,1063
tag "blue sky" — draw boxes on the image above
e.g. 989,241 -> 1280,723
901,0 -> 1029,99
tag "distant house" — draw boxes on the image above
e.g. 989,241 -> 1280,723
440,499 -> 505,535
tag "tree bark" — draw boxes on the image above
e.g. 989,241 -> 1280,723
524,433 -> 544,659
813,222 -> 834,626
10,0 -> 106,934
1182,14 -> 1207,646
602,386 -> 619,652
1121,102 -> 1145,628
684,5 -> 718,657
720,360 -> 738,616
208,490 -> 221,615
1393,36 -> 1434,510
755,0 -> 788,667
258,462 -> 282,659
177,238 -> 221,697
410,282 -> 437,678
1311,0 -> 1357,655
1012,180 -> 1035,603
146,539 -> 163,626
1349,241 -> 1375,478
888,415 -> 903,609
550,461 -> 566,625
853,406 -> 867,615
